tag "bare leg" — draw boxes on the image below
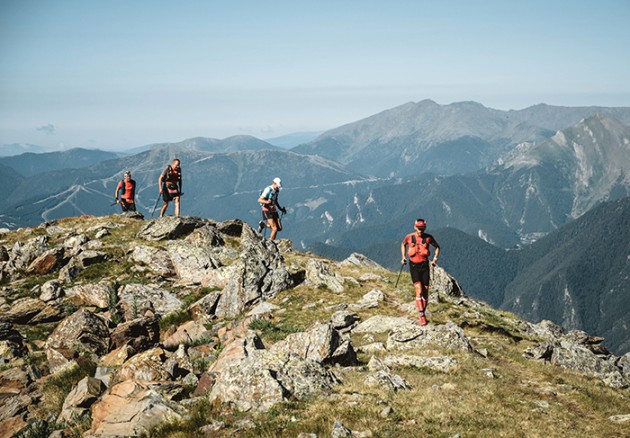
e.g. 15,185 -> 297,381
267,218 -> 278,240
414,282 -> 428,325
174,197 -> 180,217
160,201 -> 169,217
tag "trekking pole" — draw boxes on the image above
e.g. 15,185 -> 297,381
150,193 -> 162,217
394,261 -> 405,288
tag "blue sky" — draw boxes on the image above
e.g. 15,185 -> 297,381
1,0 -> 629,150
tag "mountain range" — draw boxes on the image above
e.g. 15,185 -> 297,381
1,100 -> 629,354
0,148 -> 120,178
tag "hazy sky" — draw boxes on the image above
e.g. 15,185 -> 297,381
1,0 -> 629,150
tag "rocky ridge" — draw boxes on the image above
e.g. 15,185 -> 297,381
0,214 -> 629,437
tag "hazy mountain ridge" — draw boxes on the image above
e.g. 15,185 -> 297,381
293,100 -> 630,178
0,148 -> 120,178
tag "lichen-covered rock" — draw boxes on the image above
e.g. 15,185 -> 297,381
57,376 -> 105,423
129,245 -> 176,277
119,284 -> 182,320
136,216 -> 202,241
339,252 -> 384,269
383,354 -> 458,373
331,310 -> 360,330
353,315 -> 417,334
88,380 -> 186,437
430,266 -> 464,297
0,297 -> 46,324
39,280 -> 64,302
27,247 -> 65,275
7,235 -> 49,272
551,343 -> 628,389
163,319 -> 212,351
188,291 -> 221,320
305,259 -> 344,293
386,321 -> 473,353
45,308 -> 110,373
270,322 -> 357,366
166,241 -> 219,285
110,316 -> 160,353
365,369 -> 411,392
119,347 -> 171,381
216,219 -> 243,237
351,288 -> 385,309
66,280 -> 116,309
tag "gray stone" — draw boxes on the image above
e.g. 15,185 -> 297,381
39,280 -> 64,302
331,421 -> 352,438
608,414 -> 630,424
130,245 -> 176,277
7,235 -> 49,271
365,369 -> 411,391
77,250 -> 110,267
186,224 -> 224,248
351,288 -> 385,309
188,291 -> 221,319
27,247 -> 65,275
63,234 -> 89,248
339,253 -> 384,269
353,315 -> 417,334
119,347 -> 171,381
386,321 -> 473,353
430,266 -> 464,297
528,320 -> 565,341
247,302 -> 280,316
45,308 -> 110,373
163,319 -> 212,351
136,216 -> 202,241
331,310 -> 360,330
305,259 -> 344,293
95,229 -> 110,239
383,354 -> 458,373
166,240 -> 219,284
94,366 -> 116,387
216,219 -> 243,237
356,342 -> 386,354
57,376 -> 105,423
551,343 -> 628,389
380,406 -> 393,418
270,322 -> 357,366
119,283 -> 183,320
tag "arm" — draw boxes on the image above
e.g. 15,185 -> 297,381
114,182 -> 122,202
158,174 -> 164,193
431,240 -> 441,266
400,240 -> 407,265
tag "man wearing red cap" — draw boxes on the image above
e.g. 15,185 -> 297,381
401,218 -> 440,325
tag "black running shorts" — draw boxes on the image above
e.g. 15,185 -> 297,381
409,261 -> 430,286
262,210 -> 279,220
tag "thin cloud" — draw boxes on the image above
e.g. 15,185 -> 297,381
36,124 -> 57,135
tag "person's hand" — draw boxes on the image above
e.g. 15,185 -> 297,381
115,198 -> 119,204
280,206 -> 287,214
401,258 -> 407,265
432,259 -> 438,267
159,188 -> 162,194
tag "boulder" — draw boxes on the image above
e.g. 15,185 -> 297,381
386,322 -> 473,353
339,252 -> 384,269
210,348 -> 338,413
216,219 -> 243,237
0,298 -> 46,324
305,259 -> 344,293
351,288 -> 385,310
39,280 -> 64,302
57,376 -> 105,423
188,291 -> 221,319
353,315 -> 417,334
166,241 -> 219,284
63,234 -> 89,248
136,216 -> 202,241
77,250 -> 110,267
45,308 -> 110,373
365,369 -> 411,392
430,266 -> 464,297
119,347 -> 171,381
27,247 -> 64,275
58,257 -> 83,283
0,246 -> 9,262
28,304 -> 64,324
270,322 -> 357,366
66,280 -> 116,309
88,380 -> 186,437
119,284 -> 183,320
550,343 -> 628,389
331,310 -> 360,330
186,224 -> 225,247
110,316 -> 160,352
129,245 -> 176,277
7,235 -> 49,271
247,302 -> 279,316
383,354 -> 458,373
163,319 -> 212,351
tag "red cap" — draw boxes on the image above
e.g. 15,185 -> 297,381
415,219 -> 426,229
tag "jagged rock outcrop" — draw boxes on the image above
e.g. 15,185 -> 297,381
118,284 -> 182,320
214,225 -> 294,317
57,376 -> 105,423
129,245 -> 176,277
386,321 -> 473,353
66,280 -> 116,309
45,308 -> 110,373
270,322 -> 357,366
110,316 -> 160,352
136,216 -> 203,241
305,259 -> 345,293
339,252 -> 384,269
523,321 -> 629,389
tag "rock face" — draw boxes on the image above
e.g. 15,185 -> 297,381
129,245 -> 176,277
353,315 -> 417,334
88,380 -> 186,437
0,297 -> 46,324
58,376 -> 105,423
45,308 -> 110,373
339,252 -> 384,269
430,266 -> 464,297
66,280 -> 116,309
119,348 -> 171,381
